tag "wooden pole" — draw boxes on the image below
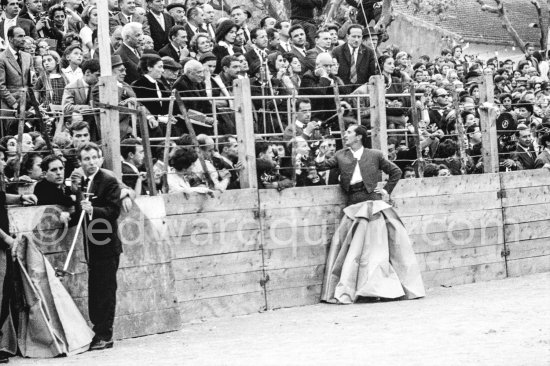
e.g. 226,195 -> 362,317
409,87 -> 424,178
138,111 -> 157,196
13,92 -> 27,182
290,91 -> 297,184
162,91 -> 176,193
452,90 -> 468,175
97,0 -> 121,179
332,83 -> 346,140
233,79 -> 258,189
369,76 -> 388,157
479,72 -> 499,173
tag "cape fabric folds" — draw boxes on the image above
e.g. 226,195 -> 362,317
321,201 -> 426,304
16,235 -> 94,357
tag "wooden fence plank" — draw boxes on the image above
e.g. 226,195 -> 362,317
421,262 -> 507,288
392,173 -> 500,198
418,244 -> 504,272
259,186 -> 346,210
172,251 -> 263,280
164,189 -> 258,216
265,265 -> 325,290
264,245 -> 329,270
410,227 -> 504,254
114,308 -> 182,340
401,209 -> 503,235
263,205 -> 344,230
504,220 -> 550,242
172,230 -> 261,259
263,225 -> 337,250
507,239 -> 550,260
165,209 -> 260,236
502,185 -> 550,207
267,285 -> 322,310
175,271 -> 264,302
504,203 -> 550,224
507,256 -> 550,277
179,292 -> 266,323
394,191 -> 501,217
499,170 -> 550,189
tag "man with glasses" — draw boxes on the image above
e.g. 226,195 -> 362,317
428,87 -> 452,134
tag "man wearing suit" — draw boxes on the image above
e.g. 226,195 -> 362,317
535,133 -> 550,168
245,28 -> 269,75
289,24 -> 308,67
0,26 -> 32,136
120,138 -> 146,194
184,6 -> 207,48
71,142 -> 122,351
62,59 -> 101,141
0,0 -> 38,43
503,126 -> 538,170
203,3 -> 217,40
317,124 -> 401,205
145,0 -> 174,51
332,24 -> 377,90
316,136 -> 340,185
299,53 -> 338,123
159,25 -> 188,64
109,0 -> 150,36
115,22 -> 143,84
304,29 -> 332,73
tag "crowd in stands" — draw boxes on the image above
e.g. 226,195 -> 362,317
1,0 -> 550,200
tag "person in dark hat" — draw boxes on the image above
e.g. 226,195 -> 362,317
161,56 -> 182,88
167,2 -> 186,26
362,26 -> 381,55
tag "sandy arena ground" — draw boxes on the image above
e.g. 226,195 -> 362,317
11,272 -> 550,366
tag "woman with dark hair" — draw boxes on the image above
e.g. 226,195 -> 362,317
189,33 -> 213,61
213,20 -> 240,73
282,52 -> 302,89
378,55 -> 409,129
167,148 -> 213,194
131,54 -> 169,137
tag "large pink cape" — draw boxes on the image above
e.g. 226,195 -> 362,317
321,201 -> 425,304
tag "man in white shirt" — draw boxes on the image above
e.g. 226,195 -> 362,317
230,5 -> 251,43
110,0 -> 150,36
275,20 -> 292,53
202,3 -> 216,40
184,6 -> 207,46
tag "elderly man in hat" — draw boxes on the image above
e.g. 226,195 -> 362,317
167,2 -> 186,26
161,56 -> 182,88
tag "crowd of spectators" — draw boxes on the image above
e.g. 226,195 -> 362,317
1,0 -> 550,199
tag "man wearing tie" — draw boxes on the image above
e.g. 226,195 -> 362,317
332,24 -> 377,90
184,6 -> 207,47
289,24 -> 308,68
61,60 -> 101,141
109,0 -> 150,36
275,20 -> 292,53
114,22 -> 144,84
71,142 -> 122,351
0,26 -> 32,136
245,28 -> 269,75
230,5 -> 252,44
145,0 -> 174,51
159,25 -> 189,64
202,3 -> 217,40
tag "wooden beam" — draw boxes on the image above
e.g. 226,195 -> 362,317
479,106 -> 499,173
138,111 -> 158,196
233,79 -> 258,189
369,75 -> 388,157
410,87 -> 424,177
97,0 -> 121,179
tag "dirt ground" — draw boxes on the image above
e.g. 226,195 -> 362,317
11,272 -> 550,366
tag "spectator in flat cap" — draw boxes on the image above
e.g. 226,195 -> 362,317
167,3 -> 186,26
161,56 -> 182,88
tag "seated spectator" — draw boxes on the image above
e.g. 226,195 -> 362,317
535,133 -> 550,168
64,120 -> 91,177
188,33 -> 213,63
61,44 -> 84,84
33,155 -> 81,226
423,163 -> 439,177
173,59 -> 214,135
299,53 -> 338,123
437,164 -> 452,177
19,152 -> 43,184
197,134 -> 231,191
61,59 -> 101,141
255,139 -> 293,190
283,98 -> 322,141
167,148 -> 213,195
402,166 -> 415,179
315,135 -> 339,185
211,134 -> 241,189
289,136 -> 325,187
34,50 -> 68,108
161,56 -> 182,89
502,125 -> 538,170
115,22 -> 144,84
121,138 -> 146,195
213,20 -> 240,74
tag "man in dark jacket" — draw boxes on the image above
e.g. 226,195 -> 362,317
290,0 -> 328,48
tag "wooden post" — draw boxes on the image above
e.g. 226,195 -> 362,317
97,0 -> 121,179
332,83 -> 346,140
479,72 -> 495,104
290,91 -> 297,184
452,90 -> 468,175
479,72 -> 499,173
369,76 -> 388,157
162,91 -> 176,193
479,106 -> 499,173
410,87 -> 424,178
13,92 -> 27,182
138,111 -> 157,196
233,79 -> 257,189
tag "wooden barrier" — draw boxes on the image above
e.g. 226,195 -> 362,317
6,169 -> 549,340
